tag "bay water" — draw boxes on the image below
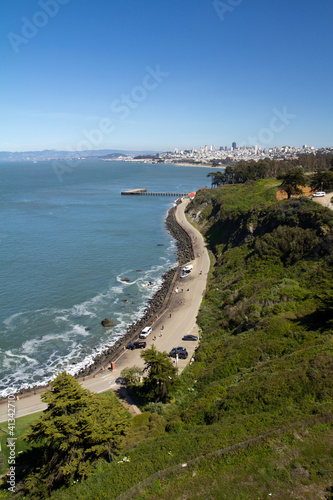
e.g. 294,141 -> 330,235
0,160 -> 209,395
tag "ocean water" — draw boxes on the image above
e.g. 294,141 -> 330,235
0,160 -> 209,395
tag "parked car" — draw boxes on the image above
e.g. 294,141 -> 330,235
139,327 -> 152,339
169,347 -> 188,359
182,334 -> 198,341
312,191 -> 326,197
126,341 -> 147,350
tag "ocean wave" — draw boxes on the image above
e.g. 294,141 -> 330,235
4,350 -> 38,365
71,303 -> 97,318
3,311 -> 26,327
116,271 -> 141,286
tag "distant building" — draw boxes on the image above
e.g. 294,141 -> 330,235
232,142 -> 237,150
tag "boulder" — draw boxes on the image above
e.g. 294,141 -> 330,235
101,318 -> 115,327
122,277 -> 130,282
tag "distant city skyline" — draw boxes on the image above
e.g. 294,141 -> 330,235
1,0 -> 333,152
1,144 -> 331,166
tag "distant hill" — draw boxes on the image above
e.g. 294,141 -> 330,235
95,153 -> 128,159
0,149 -> 159,162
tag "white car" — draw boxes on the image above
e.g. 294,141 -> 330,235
312,191 -> 326,197
139,326 -> 152,339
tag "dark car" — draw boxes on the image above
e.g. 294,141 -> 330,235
169,347 -> 188,359
126,341 -> 147,350
182,334 -> 198,341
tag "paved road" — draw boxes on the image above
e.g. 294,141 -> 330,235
0,197 -> 210,423
311,191 -> 333,210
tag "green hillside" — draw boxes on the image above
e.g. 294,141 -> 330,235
9,180 -> 332,499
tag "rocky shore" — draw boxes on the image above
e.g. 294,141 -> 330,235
8,199 -> 195,397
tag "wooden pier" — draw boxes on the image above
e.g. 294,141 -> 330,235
121,189 -> 188,197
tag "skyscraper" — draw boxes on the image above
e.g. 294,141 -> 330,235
232,142 -> 237,150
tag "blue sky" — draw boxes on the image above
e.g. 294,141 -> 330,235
1,0 -> 332,151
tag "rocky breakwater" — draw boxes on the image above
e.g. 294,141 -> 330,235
166,203 -> 194,264
76,199 -> 194,378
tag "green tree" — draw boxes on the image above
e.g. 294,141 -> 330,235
207,171 -> 225,187
141,345 -> 179,402
23,372 -> 128,498
310,170 -> 333,192
277,167 -> 307,199
121,365 -> 144,385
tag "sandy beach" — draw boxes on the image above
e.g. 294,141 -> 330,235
0,198 -> 210,422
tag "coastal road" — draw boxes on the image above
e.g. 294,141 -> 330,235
0,197 -> 210,423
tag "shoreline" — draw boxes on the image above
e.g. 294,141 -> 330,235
3,198 -> 195,400
101,159 -> 219,168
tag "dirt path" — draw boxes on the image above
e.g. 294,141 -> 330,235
0,198 -> 210,423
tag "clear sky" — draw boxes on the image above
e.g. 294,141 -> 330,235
1,0 -> 332,152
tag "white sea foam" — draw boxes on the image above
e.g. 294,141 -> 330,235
54,315 -> 69,323
4,350 -> 38,365
116,273 -> 140,286
3,311 -> 26,327
71,303 -> 97,318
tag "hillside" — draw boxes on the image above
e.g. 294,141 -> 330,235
21,180 -> 333,499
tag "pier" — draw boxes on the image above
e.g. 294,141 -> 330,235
121,189 -> 189,197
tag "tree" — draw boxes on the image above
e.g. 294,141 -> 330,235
121,365 -> 144,385
207,171 -> 225,187
310,170 -> 333,192
141,345 -> 179,402
23,372 -> 128,498
277,168 -> 307,199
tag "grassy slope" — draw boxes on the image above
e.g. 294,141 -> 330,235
0,392 -> 130,498
0,412 -> 44,476
50,180 -> 333,500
